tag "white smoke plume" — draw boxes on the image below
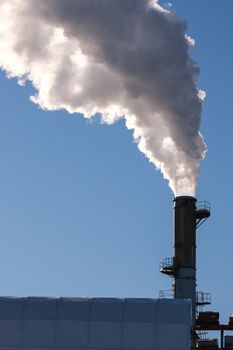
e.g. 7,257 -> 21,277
0,0 -> 206,196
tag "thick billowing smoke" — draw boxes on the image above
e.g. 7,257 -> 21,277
0,0 -> 206,196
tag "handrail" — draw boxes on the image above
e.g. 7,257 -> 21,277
196,201 -> 211,212
159,290 -> 173,299
159,290 -> 211,306
160,257 -> 176,270
196,292 -> 211,305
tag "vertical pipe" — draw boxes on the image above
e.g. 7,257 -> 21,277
220,330 -> 224,350
173,196 -> 197,325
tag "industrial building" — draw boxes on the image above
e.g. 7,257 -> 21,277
0,196 -> 232,349
0,296 -> 190,349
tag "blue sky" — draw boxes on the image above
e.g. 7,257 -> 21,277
0,0 -> 232,331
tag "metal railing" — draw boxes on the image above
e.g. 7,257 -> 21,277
196,329 -> 208,340
159,290 -> 211,304
159,290 -> 173,299
196,201 -> 211,212
196,201 -> 211,227
196,292 -> 211,305
160,257 -> 176,270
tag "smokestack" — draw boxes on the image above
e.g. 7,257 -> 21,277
173,196 -> 197,324
160,196 -> 210,330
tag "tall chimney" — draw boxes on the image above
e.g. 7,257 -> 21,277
173,196 -> 197,324
160,196 -> 210,348
160,197 -> 210,323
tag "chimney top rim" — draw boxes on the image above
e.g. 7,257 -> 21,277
173,196 -> 197,202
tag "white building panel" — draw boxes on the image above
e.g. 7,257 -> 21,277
0,296 -> 191,350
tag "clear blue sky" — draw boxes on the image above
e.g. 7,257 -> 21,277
0,0 -> 232,328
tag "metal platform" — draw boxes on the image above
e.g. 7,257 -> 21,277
196,201 -> 210,220
194,325 -> 233,349
160,257 -> 177,276
196,292 -> 211,306
195,325 -> 233,331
